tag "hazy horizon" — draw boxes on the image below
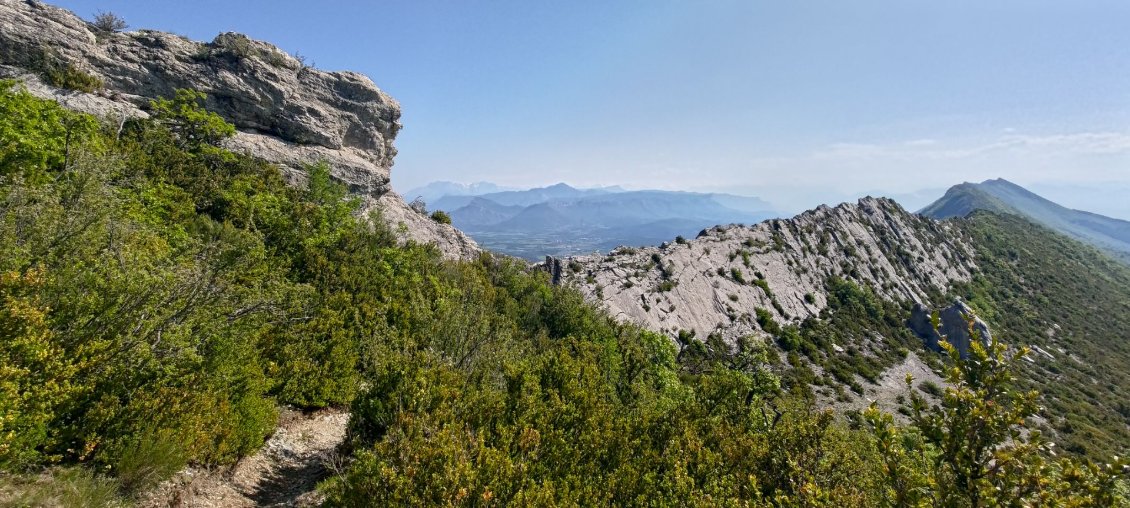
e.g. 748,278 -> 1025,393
403,177 -> 1130,221
52,1 -> 1130,219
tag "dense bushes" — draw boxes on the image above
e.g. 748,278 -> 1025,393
866,337 -> 1128,506
328,342 -> 884,505
430,209 -> 452,224
0,83 -> 286,475
0,82 -> 396,479
0,81 -> 1124,503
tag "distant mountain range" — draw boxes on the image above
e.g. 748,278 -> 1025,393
920,178 -> 1130,263
410,182 -> 778,259
403,181 -> 519,204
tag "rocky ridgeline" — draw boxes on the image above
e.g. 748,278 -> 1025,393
0,0 -> 478,259
560,197 -> 977,344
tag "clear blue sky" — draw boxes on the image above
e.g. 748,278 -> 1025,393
55,1 -> 1130,215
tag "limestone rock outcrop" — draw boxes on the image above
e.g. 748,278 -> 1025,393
544,256 -> 565,286
0,0 -> 478,259
909,300 -> 992,358
561,197 -> 977,344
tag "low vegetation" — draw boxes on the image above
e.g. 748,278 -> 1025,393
24,48 -> 102,93
953,211 -> 1130,458
430,209 -> 452,224
0,81 -> 1124,504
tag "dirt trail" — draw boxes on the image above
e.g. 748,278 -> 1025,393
141,408 -> 348,508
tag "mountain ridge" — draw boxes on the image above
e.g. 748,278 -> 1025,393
2,2 -> 1127,504
920,178 -> 1130,262
427,183 -> 778,259
562,196 -> 973,343
562,196 -> 1130,456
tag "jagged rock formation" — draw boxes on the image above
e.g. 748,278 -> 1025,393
908,300 -> 992,359
544,256 -> 565,286
0,0 -> 478,259
560,197 -> 976,344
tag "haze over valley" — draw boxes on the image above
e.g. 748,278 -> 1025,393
406,181 -> 778,259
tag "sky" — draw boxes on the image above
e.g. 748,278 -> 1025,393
54,1 -> 1130,217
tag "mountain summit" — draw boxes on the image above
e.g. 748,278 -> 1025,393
920,178 -> 1130,262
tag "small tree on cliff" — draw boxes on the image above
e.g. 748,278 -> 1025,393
92,11 -> 128,34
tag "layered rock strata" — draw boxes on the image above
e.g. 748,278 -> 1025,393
560,197 -> 977,344
0,0 -> 478,259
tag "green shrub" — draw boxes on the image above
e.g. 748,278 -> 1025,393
777,325 -> 803,351
753,278 -> 772,296
0,81 -> 103,178
917,380 -> 943,397
755,307 -> 780,335
112,430 -> 187,494
266,296 -> 361,407
430,209 -> 452,224
43,63 -> 103,92
23,49 -> 103,92
866,337 -> 1129,506
149,89 -> 236,149
0,268 -> 79,468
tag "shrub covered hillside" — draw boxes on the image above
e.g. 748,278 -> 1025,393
954,211 -> 1130,459
0,82 -> 1126,505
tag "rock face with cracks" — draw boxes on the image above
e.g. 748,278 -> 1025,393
559,197 -> 977,346
0,0 -> 479,259
909,300 -> 993,359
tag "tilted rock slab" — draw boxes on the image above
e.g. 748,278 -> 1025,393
0,0 -> 478,259
560,197 -> 977,344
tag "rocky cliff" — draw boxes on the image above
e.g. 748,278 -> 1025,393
559,197 -> 977,344
0,0 -> 478,259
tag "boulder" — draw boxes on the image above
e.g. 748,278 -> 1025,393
909,300 -> 992,358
